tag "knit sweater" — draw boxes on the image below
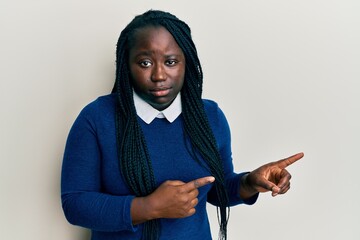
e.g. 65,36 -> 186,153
61,94 -> 258,240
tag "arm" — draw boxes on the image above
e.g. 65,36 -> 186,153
205,101 -> 258,206
61,105 -> 137,232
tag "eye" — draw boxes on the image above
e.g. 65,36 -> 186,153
166,59 -> 178,66
138,60 -> 152,68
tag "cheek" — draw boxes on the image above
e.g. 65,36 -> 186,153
130,67 -> 146,88
172,63 -> 185,80
179,72 -> 185,85
178,69 -> 185,87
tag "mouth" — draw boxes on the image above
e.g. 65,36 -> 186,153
150,87 -> 171,97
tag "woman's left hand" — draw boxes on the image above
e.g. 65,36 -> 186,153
241,152 -> 304,198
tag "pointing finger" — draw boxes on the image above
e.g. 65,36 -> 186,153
276,152 -> 304,169
183,176 -> 215,192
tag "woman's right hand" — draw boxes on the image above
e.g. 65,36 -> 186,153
131,176 -> 215,224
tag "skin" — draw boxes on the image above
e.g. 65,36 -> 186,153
239,152 -> 304,199
127,26 -> 304,225
128,26 -> 185,111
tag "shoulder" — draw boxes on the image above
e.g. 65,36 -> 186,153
202,99 -> 219,110
67,93 -> 116,136
85,93 -> 116,111
202,99 -> 228,129
80,93 -> 116,117
73,93 -> 116,130
202,99 -> 225,121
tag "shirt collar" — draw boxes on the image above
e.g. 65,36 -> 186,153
133,91 -> 182,124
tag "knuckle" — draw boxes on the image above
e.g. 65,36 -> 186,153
186,208 -> 196,217
185,208 -> 194,216
193,189 -> 199,196
164,180 -> 172,185
179,195 -> 189,203
176,187 -> 186,195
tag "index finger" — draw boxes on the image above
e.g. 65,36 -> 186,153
183,176 -> 215,192
276,152 -> 304,169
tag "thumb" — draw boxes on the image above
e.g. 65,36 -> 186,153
257,178 -> 280,196
270,185 -> 281,197
163,180 -> 185,186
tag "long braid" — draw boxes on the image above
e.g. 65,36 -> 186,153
112,10 -> 229,240
113,21 -> 160,240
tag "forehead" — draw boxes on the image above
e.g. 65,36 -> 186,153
129,26 -> 183,55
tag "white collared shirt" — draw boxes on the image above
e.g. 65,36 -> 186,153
133,91 -> 182,124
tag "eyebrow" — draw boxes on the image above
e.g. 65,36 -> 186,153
133,51 -> 183,59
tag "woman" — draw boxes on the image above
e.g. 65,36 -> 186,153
61,10 -> 303,240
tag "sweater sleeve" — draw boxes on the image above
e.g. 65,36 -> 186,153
61,102 -> 138,232
205,101 -> 258,206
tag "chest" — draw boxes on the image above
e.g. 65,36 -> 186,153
100,117 -> 211,194
142,118 -> 211,184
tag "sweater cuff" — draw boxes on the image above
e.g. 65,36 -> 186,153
237,172 -> 259,205
122,195 -> 139,232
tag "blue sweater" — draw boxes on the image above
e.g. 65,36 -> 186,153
61,94 -> 257,240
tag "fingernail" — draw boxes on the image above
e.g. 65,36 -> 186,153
208,176 -> 215,182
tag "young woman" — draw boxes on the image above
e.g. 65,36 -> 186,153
61,10 -> 303,240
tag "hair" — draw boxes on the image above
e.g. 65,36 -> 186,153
111,10 -> 229,240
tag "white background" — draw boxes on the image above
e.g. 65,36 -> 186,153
1,1 -> 359,239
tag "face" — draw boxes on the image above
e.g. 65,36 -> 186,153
128,26 -> 185,111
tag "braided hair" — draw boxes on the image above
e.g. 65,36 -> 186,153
111,10 -> 229,240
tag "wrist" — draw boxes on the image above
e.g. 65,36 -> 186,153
240,173 -> 258,199
131,196 -> 155,225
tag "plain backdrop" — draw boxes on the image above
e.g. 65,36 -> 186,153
1,0 -> 359,239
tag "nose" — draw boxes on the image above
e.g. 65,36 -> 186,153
151,64 -> 167,82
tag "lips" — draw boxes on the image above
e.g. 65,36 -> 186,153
150,87 -> 171,97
